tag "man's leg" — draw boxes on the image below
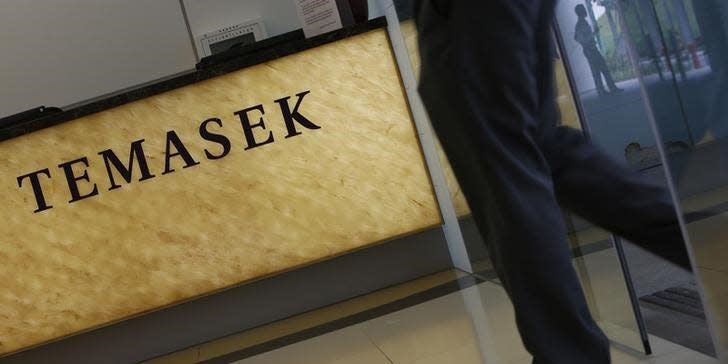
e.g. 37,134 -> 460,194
594,51 -> 622,92
415,1 -> 610,362
538,125 -> 692,269
585,51 -> 608,95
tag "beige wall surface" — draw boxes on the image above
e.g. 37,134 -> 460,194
400,20 -> 472,217
0,0 -> 197,117
0,29 -> 441,355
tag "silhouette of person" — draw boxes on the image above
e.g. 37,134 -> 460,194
574,4 -> 623,95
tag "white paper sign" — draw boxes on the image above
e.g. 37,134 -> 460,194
294,0 -> 344,38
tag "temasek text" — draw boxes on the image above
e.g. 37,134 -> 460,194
16,90 -> 320,213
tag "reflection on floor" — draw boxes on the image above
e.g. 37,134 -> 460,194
566,182 -> 728,357
578,66 -> 722,165
146,265 -> 718,364
147,188 -> 728,364
232,281 -> 716,364
687,213 -> 728,358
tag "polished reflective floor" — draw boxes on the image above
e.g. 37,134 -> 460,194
687,213 -> 728,357
146,195 -> 728,364
231,280 -> 716,364
147,262 -> 719,364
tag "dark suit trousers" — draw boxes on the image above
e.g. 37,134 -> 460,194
414,1 -> 692,363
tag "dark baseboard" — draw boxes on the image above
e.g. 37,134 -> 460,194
0,227 -> 451,364
199,275 -> 484,364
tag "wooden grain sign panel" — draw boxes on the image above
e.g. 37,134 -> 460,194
0,29 -> 441,354
400,20 -> 471,217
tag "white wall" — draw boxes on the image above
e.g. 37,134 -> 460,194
369,0 -> 384,19
0,0 -> 197,118
183,0 -> 301,43
0,0 -> 384,119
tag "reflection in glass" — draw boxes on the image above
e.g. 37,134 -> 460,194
622,0 -> 728,359
574,4 -> 624,96
557,0 -> 727,359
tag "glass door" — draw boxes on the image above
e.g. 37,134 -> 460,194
555,0 -> 726,359
628,0 -> 728,360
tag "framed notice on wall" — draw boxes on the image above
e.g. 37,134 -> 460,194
196,18 -> 267,58
294,0 -> 344,38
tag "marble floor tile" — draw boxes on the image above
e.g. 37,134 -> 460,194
358,281 -> 532,364
357,289 -> 484,363
409,338 -> 531,364
573,248 -> 644,348
234,280 -> 716,364
608,346 -> 717,364
646,348 -> 720,364
232,326 -> 390,364
697,268 -> 728,359
682,185 -> 728,212
688,213 -> 728,274
684,212 -> 728,360
144,270 -> 467,364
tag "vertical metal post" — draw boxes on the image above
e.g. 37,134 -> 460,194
553,18 -> 653,356
612,236 -> 653,355
378,0 -> 473,272
614,0 -> 723,360
178,0 -> 200,61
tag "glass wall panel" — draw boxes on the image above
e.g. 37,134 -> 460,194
395,4 -> 490,273
615,0 -> 728,359
556,0 -> 722,358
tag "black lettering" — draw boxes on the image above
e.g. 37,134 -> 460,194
199,118 -> 231,160
99,139 -> 156,190
274,90 -> 321,138
17,168 -> 54,213
58,157 -> 99,203
234,104 -> 274,150
163,131 -> 200,175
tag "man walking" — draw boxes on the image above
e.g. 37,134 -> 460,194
414,1 -> 691,362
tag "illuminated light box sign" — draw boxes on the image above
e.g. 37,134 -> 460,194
0,27 -> 441,355
400,20 -> 471,217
